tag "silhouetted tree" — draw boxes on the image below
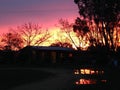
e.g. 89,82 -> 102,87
1,31 -> 23,51
74,0 -> 120,51
73,17 -> 90,35
16,22 -> 51,46
51,42 -> 73,48
59,18 -> 91,50
58,19 -> 78,49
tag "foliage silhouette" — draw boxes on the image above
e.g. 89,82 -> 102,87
16,22 -> 51,47
1,31 -> 23,51
74,0 -> 120,51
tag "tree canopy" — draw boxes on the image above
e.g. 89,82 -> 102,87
1,31 -> 23,50
74,0 -> 120,23
74,0 -> 120,51
16,22 -> 51,47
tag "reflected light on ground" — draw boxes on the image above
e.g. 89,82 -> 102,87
75,79 -> 107,85
75,79 -> 96,85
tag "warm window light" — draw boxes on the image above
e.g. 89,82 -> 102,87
91,70 -> 95,74
74,69 -> 79,75
101,70 -> 104,74
80,69 -> 85,74
96,70 -> 99,74
74,69 -> 104,75
84,69 -> 90,74
80,69 -> 91,74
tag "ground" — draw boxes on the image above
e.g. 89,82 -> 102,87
0,65 -> 74,90
0,65 -> 119,90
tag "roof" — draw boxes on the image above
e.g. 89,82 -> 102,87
31,46 -> 74,51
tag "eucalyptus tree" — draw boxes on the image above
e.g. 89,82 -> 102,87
74,0 -> 120,51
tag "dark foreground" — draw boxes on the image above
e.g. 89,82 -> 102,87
0,64 -> 119,90
0,67 -> 56,90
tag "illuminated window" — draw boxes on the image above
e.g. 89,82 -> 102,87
84,69 -> 90,74
91,70 -> 95,74
80,69 -> 85,74
74,68 -> 104,75
74,69 -> 79,74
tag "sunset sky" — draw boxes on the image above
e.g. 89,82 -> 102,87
0,0 -> 79,33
